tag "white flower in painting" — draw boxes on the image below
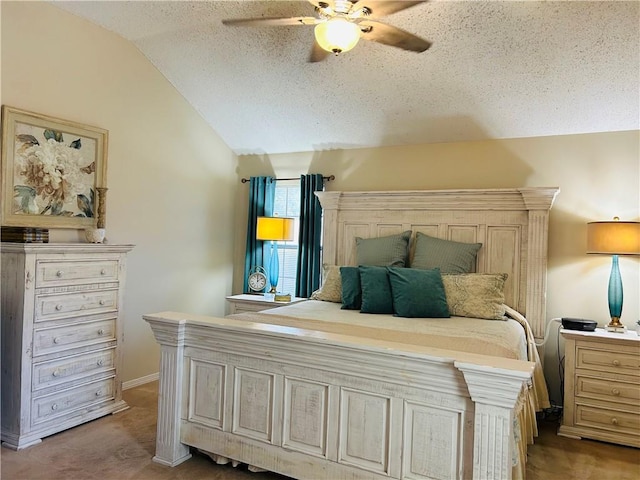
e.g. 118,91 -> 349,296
17,138 -> 92,212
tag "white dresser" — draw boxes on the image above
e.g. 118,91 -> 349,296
1,242 -> 133,450
559,328 -> 640,448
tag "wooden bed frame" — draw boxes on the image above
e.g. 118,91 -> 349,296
145,187 -> 558,480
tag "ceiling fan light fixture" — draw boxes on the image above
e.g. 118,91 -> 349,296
314,17 -> 360,54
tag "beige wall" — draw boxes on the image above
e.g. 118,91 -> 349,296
236,132 -> 640,403
1,2 -> 238,382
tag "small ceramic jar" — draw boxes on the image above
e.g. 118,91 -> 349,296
85,228 -> 106,243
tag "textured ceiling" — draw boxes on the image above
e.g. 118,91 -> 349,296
53,0 -> 639,155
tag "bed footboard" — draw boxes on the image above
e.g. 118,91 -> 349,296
145,312 -> 534,480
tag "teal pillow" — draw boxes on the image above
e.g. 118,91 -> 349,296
387,267 -> 450,318
359,266 -> 394,314
340,266 -> 362,310
355,231 -> 411,267
411,232 -> 482,274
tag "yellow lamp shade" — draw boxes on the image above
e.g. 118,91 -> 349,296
256,217 -> 295,242
587,220 -> 640,255
314,18 -> 361,54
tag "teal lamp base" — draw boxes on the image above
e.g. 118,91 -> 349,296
267,241 -> 279,294
605,255 -> 626,333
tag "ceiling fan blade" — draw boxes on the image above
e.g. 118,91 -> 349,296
309,41 -> 331,62
359,20 -> 431,52
222,16 -> 319,27
352,1 -> 426,17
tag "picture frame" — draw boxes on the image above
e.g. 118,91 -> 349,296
1,106 -> 108,229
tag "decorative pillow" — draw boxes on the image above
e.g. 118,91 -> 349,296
411,232 -> 482,274
442,273 -> 508,320
309,265 -> 342,303
359,265 -> 394,314
340,266 -> 362,310
355,230 -> 411,267
388,267 -> 450,318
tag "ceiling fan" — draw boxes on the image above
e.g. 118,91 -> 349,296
222,0 -> 431,62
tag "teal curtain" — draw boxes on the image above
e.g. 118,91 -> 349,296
295,174 -> 324,297
243,176 -> 275,293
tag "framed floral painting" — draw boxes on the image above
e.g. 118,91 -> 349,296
1,106 -> 108,229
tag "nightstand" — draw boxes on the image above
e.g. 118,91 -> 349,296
225,294 -> 306,315
558,328 -> 640,448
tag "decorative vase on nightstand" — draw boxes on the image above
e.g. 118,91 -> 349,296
636,320 -> 640,336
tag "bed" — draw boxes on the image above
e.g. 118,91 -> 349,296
144,187 -> 558,480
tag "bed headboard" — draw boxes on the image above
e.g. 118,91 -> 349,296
315,188 -> 559,338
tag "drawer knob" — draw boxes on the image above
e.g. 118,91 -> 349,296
96,390 -> 102,397
612,359 -> 620,366
53,337 -> 60,344
99,300 -> 106,306
97,359 -> 104,367
612,388 -> 620,396
101,269 -> 106,275
55,304 -> 63,311
51,403 -> 58,411
98,329 -> 104,335
56,270 -> 63,277
611,417 -> 619,426
52,370 -> 60,377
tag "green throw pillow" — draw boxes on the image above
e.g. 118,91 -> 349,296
387,267 -> 450,318
340,266 -> 362,310
411,232 -> 482,274
359,265 -> 394,314
355,231 -> 411,267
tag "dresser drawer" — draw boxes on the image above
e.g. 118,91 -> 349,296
31,377 -> 115,426
32,348 -> 115,391
36,260 -> 119,287
33,319 -> 116,356
575,403 -> 640,437
576,344 -> 640,376
576,375 -> 640,407
35,289 -> 118,322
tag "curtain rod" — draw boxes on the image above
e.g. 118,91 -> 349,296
241,175 -> 335,183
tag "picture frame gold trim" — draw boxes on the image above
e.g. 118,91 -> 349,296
1,106 -> 108,229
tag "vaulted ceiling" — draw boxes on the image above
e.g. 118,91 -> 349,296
54,1 -> 639,155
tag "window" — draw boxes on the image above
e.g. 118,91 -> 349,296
272,183 -> 300,295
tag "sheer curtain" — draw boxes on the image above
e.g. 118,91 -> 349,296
243,176 -> 275,293
295,174 -> 324,298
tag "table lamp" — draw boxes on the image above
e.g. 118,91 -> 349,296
587,217 -> 640,332
256,216 -> 295,295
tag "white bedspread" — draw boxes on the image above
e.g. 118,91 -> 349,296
244,300 -> 528,360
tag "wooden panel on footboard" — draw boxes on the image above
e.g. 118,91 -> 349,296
145,312 -> 535,480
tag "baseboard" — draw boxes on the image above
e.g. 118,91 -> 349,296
122,372 -> 159,390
